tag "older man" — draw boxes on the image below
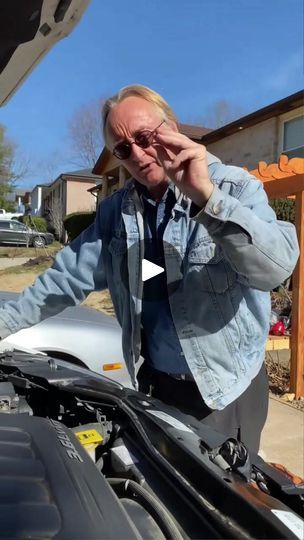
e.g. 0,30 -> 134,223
0,85 -> 299,452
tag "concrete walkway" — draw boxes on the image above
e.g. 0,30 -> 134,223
261,396 -> 304,477
0,257 -> 30,270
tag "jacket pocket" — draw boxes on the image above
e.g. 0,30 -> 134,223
188,238 -> 221,264
187,239 -> 236,294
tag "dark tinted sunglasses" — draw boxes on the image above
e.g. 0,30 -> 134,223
113,120 -> 165,160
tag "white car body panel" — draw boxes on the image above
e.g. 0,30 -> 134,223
0,291 -> 132,387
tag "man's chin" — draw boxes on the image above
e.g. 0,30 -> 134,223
136,171 -> 168,187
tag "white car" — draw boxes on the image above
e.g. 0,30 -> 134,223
0,291 -> 132,387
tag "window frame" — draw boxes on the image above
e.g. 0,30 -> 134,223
10,221 -> 27,231
0,221 -> 8,229
278,107 -> 304,159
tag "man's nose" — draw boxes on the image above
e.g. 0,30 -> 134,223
130,141 -> 146,160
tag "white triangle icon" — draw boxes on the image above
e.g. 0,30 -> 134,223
142,259 -> 164,282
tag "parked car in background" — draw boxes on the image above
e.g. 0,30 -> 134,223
0,209 -> 23,220
0,291 -> 132,387
0,219 -> 54,247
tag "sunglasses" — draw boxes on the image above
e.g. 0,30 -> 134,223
112,120 -> 165,160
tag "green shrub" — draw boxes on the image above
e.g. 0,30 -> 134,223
63,211 -> 96,241
269,199 -> 295,223
18,215 -> 48,232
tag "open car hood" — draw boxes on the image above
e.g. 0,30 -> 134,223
0,0 -> 91,106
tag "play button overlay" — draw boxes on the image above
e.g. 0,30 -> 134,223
118,239 -> 183,302
142,259 -> 164,282
115,238 -> 214,337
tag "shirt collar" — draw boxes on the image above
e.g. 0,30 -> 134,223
135,180 -> 176,205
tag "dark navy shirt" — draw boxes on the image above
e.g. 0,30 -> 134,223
138,182 -> 191,375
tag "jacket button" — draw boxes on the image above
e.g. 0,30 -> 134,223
213,201 -> 223,215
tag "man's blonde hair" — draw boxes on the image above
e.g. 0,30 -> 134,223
102,84 -> 178,145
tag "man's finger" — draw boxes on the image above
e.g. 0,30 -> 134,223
170,148 -> 201,170
154,129 -> 197,151
153,141 -> 177,166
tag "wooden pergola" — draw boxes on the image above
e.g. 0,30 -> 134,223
250,155 -> 304,397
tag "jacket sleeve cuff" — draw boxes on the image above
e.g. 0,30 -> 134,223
0,319 -> 13,340
190,185 -> 240,232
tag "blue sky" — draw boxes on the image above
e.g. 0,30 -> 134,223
1,0 -> 303,187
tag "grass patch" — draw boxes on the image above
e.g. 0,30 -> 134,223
0,242 -> 63,258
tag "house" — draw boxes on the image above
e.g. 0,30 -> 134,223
5,187 -> 32,212
41,168 -> 103,219
200,90 -> 303,169
30,168 -> 102,241
91,90 -> 303,202
31,183 -> 50,216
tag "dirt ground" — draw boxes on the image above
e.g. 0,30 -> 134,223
0,271 -> 115,316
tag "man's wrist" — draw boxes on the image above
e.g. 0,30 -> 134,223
191,183 -> 214,209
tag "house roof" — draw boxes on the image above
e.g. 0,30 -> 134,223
61,168 -> 103,180
44,168 -> 103,190
87,182 -> 103,194
31,183 -> 51,190
178,123 -> 212,140
14,188 -> 32,196
201,90 -> 303,145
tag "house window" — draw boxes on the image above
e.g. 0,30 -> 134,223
282,115 -> 304,158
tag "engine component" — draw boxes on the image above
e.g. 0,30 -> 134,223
72,421 -> 109,461
0,381 -> 32,415
108,478 -> 184,540
0,382 -> 16,412
0,413 -> 141,539
110,437 -> 146,485
111,437 -> 139,472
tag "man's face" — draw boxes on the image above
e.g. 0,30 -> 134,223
106,96 -> 175,190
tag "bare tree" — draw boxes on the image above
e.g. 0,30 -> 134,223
185,99 -> 245,130
67,98 -> 104,169
47,195 -> 64,242
35,150 -> 66,184
0,124 -> 31,208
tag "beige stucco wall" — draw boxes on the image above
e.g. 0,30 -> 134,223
66,181 -> 96,216
206,117 -> 278,170
206,106 -> 303,170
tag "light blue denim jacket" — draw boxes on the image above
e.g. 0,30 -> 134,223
0,153 -> 299,409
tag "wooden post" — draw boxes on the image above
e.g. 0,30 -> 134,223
119,166 -> 127,189
100,177 -> 109,201
290,189 -> 304,397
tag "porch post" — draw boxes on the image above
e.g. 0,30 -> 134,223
119,166 -> 127,189
100,177 -> 109,201
290,189 -> 304,397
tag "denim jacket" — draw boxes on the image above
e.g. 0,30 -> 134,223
0,153 -> 299,409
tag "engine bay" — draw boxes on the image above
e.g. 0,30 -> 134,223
0,353 -> 219,540
0,366 -> 186,539
0,350 -> 303,540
